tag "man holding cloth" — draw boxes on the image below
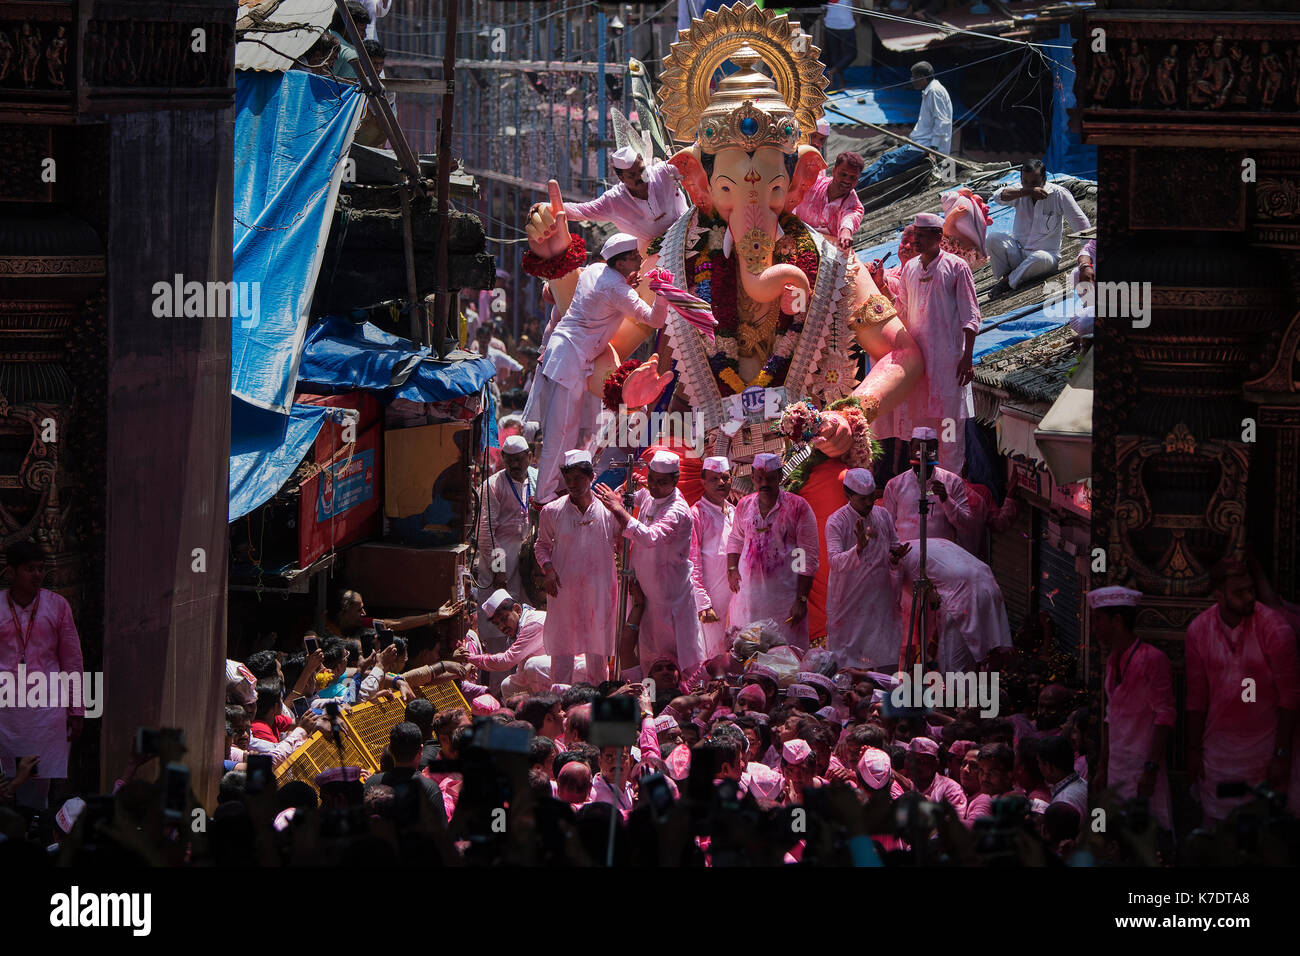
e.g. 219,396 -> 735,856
524,232 -> 669,503
1090,585 -> 1175,834
825,468 -> 909,670
893,213 -> 982,473
562,147 -> 687,253
535,450 -> 620,684
596,450 -> 706,680
689,456 -> 736,662
727,453 -> 820,651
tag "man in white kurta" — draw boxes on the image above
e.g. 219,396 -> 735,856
563,146 -> 688,253
534,450 -> 619,684
473,435 -> 538,673
887,429 -> 1011,671
690,456 -> 736,662
0,542 -> 84,810
987,158 -> 1091,295
881,445 -> 972,544
1090,586 -> 1176,832
462,589 -> 549,699
726,453 -> 820,651
596,451 -> 707,679
523,232 -> 668,503
894,212 -> 981,474
825,469 -> 908,670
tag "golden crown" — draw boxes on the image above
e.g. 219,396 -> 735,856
697,49 -> 801,155
658,2 -> 827,152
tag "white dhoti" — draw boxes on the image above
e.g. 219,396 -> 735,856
897,537 -> 1010,669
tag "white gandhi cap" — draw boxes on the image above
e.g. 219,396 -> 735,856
752,452 -> 782,472
482,588 -> 513,617
649,450 -> 681,473
702,455 -> 731,474
600,232 -> 639,260
1087,586 -> 1143,610
815,117 -> 830,135
911,426 -> 938,441
501,434 -> 529,454
843,467 -> 875,495
611,145 -> 640,169
562,449 -> 593,468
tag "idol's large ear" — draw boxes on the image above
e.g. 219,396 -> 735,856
668,145 -> 713,218
785,145 -> 828,213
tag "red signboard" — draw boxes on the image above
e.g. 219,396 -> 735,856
295,392 -> 384,567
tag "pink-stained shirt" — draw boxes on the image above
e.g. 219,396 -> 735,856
468,607 -> 547,674
825,502 -> 902,670
0,589 -> 85,779
690,497 -> 736,662
1104,639 -> 1176,830
923,772 -> 968,818
881,465 -> 972,544
793,170 -> 865,240
538,262 -> 668,392
563,160 -> 688,248
247,727 -> 309,768
895,249 -> 981,425
590,773 -> 636,817
726,490 -> 821,650
536,494 -> 620,657
626,488 -> 706,674
1185,602 -> 1300,821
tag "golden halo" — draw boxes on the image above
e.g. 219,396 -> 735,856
657,2 -> 828,145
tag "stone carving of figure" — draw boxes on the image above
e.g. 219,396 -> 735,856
1230,42 -> 1253,106
45,25 -> 67,87
83,21 -> 101,84
1259,41 -> 1283,108
0,30 -> 14,83
1092,50 -> 1117,103
1125,39 -> 1149,105
1155,43 -> 1179,107
1191,35 -> 1233,109
102,21 -> 120,83
1186,42 -> 1207,105
19,22 -> 41,88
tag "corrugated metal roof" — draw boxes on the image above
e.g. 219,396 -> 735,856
237,0 -> 337,73
974,324 -> 1082,404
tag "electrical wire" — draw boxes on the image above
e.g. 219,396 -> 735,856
843,2 -> 1078,50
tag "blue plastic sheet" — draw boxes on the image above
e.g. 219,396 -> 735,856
229,400 -> 330,522
824,75 -> 968,129
1044,24 -> 1097,181
233,70 -> 364,415
297,315 -> 497,403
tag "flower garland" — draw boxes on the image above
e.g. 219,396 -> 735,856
602,357 -> 642,412
685,211 -> 820,397
777,400 -> 824,444
522,235 -> 587,280
781,395 -> 884,491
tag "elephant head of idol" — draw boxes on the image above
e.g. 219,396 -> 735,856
667,48 -> 826,308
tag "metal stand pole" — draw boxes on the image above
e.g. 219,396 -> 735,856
605,745 -> 623,867
612,454 -> 637,681
903,449 -> 933,672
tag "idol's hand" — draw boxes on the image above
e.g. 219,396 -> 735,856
526,180 -> 573,260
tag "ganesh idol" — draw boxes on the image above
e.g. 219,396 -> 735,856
521,3 -> 923,494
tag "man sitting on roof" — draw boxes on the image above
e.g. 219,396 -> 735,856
857,62 -> 951,190
986,158 -> 1091,299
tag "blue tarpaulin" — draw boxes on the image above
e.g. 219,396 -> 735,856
229,69 -> 364,521
1044,24 -> 1096,180
823,71 -> 968,129
298,315 -> 497,403
234,70 -> 364,415
230,400 -> 331,522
